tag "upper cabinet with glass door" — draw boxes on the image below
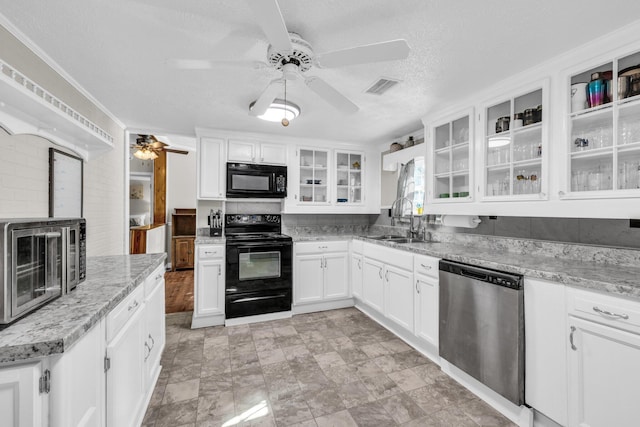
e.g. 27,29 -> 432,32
335,151 -> 364,205
298,148 -> 329,204
483,82 -> 548,200
432,110 -> 473,202
566,50 -> 640,197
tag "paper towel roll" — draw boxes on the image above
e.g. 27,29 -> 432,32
441,215 -> 481,229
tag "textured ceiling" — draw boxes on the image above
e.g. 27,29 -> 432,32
1,1 -> 640,145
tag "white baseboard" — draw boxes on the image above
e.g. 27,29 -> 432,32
225,311 -> 292,326
292,298 -> 354,314
191,313 -> 225,329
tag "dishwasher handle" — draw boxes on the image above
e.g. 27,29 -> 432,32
439,259 -> 523,290
460,269 -> 489,281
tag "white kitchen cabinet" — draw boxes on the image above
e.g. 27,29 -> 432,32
334,150 -> 364,205
482,81 -> 549,201
105,297 -> 145,427
0,361 -> 47,427
192,244 -> 225,328
297,148 -> 330,204
413,254 -> 440,348
385,264 -> 414,333
351,253 -> 363,300
564,49 -> 640,199
50,320 -> 105,427
362,257 -> 384,312
294,241 -> 349,308
430,109 -> 474,203
524,278 -> 567,426
228,139 -> 287,165
144,266 -> 165,389
197,137 -> 225,199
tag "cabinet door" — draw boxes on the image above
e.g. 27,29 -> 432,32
198,137 -> 225,199
106,307 -> 145,427
228,140 -> 255,163
145,279 -> 165,389
174,238 -> 192,269
414,275 -> 438,347
260,143 -> 287,165
298,148 -> 329,204
294,254 -> 324,304
567,315 -> 640,427
335,151 -> 364,204
0,361 -> 45,427
351,253 -> 363,299
324,252 -> 349,299
362,258 -> 384,313
385,265 -> 414,333
196,259 -> 224,316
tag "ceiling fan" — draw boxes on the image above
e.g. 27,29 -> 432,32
131,135 -> 188,160
171,0 -> 411,117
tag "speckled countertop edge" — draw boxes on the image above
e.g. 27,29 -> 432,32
0,253 -> 166,364
195,236 -> 226,244
291,233 -> 640,300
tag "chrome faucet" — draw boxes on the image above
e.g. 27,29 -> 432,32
390,197 -> 416,237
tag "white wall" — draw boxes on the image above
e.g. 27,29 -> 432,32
0,23 -> 126,256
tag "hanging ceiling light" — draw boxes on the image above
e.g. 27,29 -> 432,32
133,146 -> 158,160
249,98 -> 300,124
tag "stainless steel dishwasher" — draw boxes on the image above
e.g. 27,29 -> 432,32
439,260 -> 524,405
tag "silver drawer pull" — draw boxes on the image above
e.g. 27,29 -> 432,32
148,333 -> 155,349
420,263 -> 432,270
569,326 -> 577,351
128,300 -> 139,312
144,341 -> 151,361
155,274 -> 163,280
593,306 -> 629,320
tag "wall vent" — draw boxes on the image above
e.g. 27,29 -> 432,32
364,77 -> 400,95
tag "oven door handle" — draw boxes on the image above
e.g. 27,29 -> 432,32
232,242 -> 292,250
230,294 -> 287,303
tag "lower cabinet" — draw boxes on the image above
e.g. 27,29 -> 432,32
192,244 -> 225,328
413,254 -> 440,349
566,287 -> 640,427
350,252 -> 363,299
0,360 -> 47,427
144,267 -> 166,389
293,241 -> 350,310
362,243 -> 414,333
172,237 -> 195,270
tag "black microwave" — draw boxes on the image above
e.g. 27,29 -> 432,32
226,163 -> 287,198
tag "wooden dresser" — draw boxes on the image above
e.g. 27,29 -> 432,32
171,208 -> 196,271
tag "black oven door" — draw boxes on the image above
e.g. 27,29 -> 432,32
225,241 -> 292,318
226,163 -> 287,198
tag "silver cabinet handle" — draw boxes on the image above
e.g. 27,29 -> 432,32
156,274 -> 163,280
148,333 -> 155,349
128,300 -> 139,312
218,265 -> 222,276
204,251 -> 215,255
420,263 -> 432,270
320,259 -> 324,269
593,306 -> 629,320
569,326 -> 577,351
385,271 -> 389,282
144,341 -> 151,361
358,259 -> 361,269
415,279 -> 420,294
378,268 -> 382,279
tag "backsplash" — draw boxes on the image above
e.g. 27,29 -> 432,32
282,214 -> 374,236
373,209 -> 640,249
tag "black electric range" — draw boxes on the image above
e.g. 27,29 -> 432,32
224,214 -> 292,319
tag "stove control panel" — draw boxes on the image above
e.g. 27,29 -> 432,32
226,214 -> 281,225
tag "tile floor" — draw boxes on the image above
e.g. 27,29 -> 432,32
142,309 -> 515,427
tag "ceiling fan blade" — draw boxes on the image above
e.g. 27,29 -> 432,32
305,76 -> 358,113
249,79 -> 283,117
150,141 -> 168,149
316,39 -> 410,68
163,148 -> 189,155
245,0 -> 292,54
165,59 -> 268,70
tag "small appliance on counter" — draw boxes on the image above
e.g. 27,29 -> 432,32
208,209 -> 223,236
0,217 -> 86,326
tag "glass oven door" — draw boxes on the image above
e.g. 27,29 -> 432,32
226,241 -> 292,293
11,227 -> 65,318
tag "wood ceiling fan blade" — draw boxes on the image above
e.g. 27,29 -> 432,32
163,148 -> 189,155
150,141 -> 168,149
249,79 -> 283,117
305,76 -> 358,113
316,39 -> 410,68
245,0 -> 292,54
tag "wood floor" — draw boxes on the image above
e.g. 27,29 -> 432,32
164,269 -> 194,314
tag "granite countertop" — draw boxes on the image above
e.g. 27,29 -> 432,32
195,236 -> 226,244
352,236 -> 640,299
0,253 -> 166,364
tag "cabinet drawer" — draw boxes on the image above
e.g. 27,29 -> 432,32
198,244 -> 224,259
145,264 -> 165,297
296,240 -> 349,254
414,255 -> 439,279
567,287 -> 640,335
351,239 -> 364,254
363,243 -> 413,271
107,285 -> 144,342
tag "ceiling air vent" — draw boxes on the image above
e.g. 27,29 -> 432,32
365,77 -> 400,95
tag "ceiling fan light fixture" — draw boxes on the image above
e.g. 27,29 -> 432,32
133,147 -> 158,160
250,98 -> 300,123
